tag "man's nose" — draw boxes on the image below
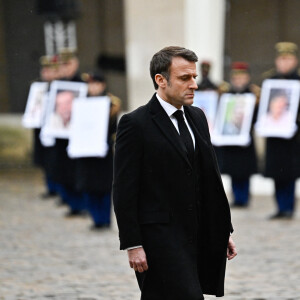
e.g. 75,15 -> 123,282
190,78 -> 198,89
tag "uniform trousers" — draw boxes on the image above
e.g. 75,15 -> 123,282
232,179 -> 250,205
274,180 -> 295,213
58,185 -> 86,212
45,175 -> 58,195
83,192 -> 111,226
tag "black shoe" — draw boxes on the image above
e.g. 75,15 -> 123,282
90,224 -> 110,231
56,198 -> 67,207
64,210 -> 87,218
230,202 -> 248,208
40,192 -> 57,199
269,211 -> 293,220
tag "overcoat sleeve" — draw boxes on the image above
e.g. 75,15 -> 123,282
113,113 -> 143,250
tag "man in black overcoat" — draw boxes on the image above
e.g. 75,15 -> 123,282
113,46 -> 237,300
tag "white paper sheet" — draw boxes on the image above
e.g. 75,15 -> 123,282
67,97 -> 111,158
22,82 -> 49,128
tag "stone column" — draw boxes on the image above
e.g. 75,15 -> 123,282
184,0 -> 226,84
0,0 -> 10,112
124,0 -> 226,110
124,0 -> 185,110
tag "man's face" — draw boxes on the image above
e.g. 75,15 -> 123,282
65,58 -> 79,78
88,82 -> 106,96
158,57 -> 198,108
232,103 -> 245,126
59,58 -> 79,79
55,91 -> 74,125
269,95 -> 288,119
201,64 -> 210,77
230,73 -> 250,92
275,54 -> 298,74
41,67 -> 57,82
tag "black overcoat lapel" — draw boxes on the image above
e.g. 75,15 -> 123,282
149,95 -> 192,168
184,106 -> 210,150
184,106 -> 224,184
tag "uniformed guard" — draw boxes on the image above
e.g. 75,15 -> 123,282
49,49 -> 86,216
262,42 -> 300,219
74,70 -> 121,229
35,55 -> 60,199
217,62 -> 259,207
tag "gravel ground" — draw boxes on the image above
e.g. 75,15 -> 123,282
0,168 -> 299,300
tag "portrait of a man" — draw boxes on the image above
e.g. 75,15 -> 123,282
41,80 -> 88,139
49,90 -> 77,130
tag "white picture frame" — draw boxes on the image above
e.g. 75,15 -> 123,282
193,91 -> 218,132
211,93 -> 256,146
67,97 -> 111,158
22,82 -> 49,128
255,79 -> 300,139
41,80 -> 88,139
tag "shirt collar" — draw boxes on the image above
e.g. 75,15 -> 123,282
156,93 -> 184,117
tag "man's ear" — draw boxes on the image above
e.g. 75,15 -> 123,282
155,74 -> 166,88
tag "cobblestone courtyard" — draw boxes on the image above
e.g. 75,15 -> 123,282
0,168 -> 300,299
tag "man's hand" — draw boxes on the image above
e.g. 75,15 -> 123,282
227,236 -> 237,260
128,247 -> 148,273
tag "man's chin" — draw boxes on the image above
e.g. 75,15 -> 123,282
184,98 -> 194,106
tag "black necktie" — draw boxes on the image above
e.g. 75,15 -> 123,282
173,110 -> 194,163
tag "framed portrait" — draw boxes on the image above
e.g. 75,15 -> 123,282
255,79 -> 300,139
193,91 -> 218,132
211,93 -> 256,146
22,82 -> 49,128
41,80 -> 88,139
67,97 -> 111,158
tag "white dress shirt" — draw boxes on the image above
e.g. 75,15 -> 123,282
126,94 -> 196,251
156,93 -> 195,148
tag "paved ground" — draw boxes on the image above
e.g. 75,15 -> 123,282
0,168 -> 300,300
